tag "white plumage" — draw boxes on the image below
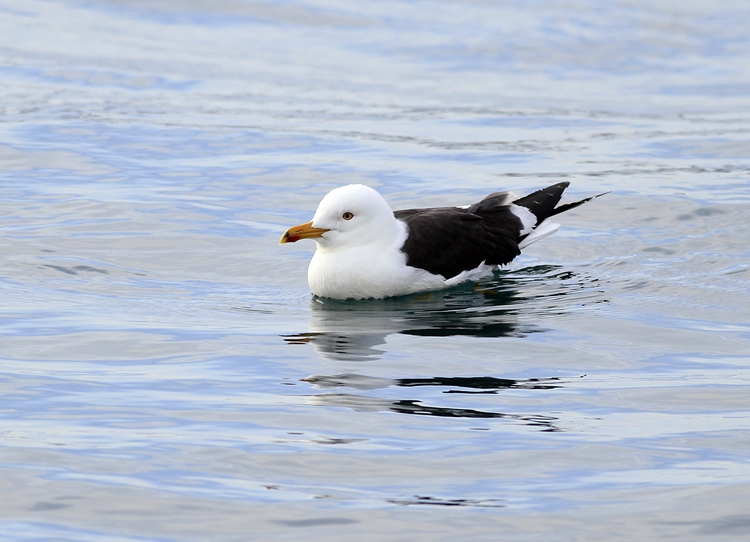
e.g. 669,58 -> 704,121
304,185 -> 447,299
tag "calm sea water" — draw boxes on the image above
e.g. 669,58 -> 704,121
2,0 -> 750,540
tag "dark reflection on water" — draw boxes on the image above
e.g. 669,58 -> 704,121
387,495 -> 505,508
404,376 -> 561,393
302,374 -> 567,431
306,393 -> 561,431
283,266 -> 606,361
302,373 -> 562,392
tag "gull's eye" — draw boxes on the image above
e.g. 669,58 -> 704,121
342,212 -> 354,220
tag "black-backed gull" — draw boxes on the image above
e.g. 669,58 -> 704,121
281,182 -> 601,300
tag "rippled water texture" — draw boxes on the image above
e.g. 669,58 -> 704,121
2,0 -> 750,540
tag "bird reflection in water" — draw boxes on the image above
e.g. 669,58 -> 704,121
283,265 -> 606,361
301,373 -> 565,431
283,266 -> 601,432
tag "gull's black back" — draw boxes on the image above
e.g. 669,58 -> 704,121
395,182 -> 578,280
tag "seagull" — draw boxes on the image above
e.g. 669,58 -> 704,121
280,182 -> 602,300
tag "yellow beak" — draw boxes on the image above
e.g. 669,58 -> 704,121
280,221 -> 330,244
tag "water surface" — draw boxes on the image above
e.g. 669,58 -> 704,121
1,0 -> 750,540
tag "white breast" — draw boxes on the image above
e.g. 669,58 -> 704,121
307,221 -> 446,300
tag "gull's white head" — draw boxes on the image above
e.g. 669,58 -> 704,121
280,184 -> 397,248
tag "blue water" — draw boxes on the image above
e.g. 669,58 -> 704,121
2,1 -> 750,540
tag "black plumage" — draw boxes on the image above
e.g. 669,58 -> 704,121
395,181 -> 595,280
